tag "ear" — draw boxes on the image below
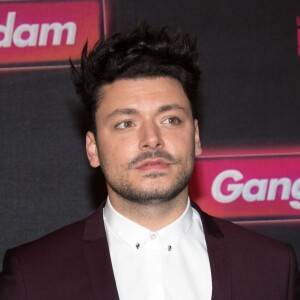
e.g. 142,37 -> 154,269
194,120 -> 202,157
86,131 -> 100,168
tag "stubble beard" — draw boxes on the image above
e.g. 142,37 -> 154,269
99,149 -> 195,206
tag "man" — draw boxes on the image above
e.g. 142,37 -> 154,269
0,23 -> 299,300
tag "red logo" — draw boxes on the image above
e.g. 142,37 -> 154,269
189,146 -> 300,220
0,1 -> 111,68
211,169 -> 300,210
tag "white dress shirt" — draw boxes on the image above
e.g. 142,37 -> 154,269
103,198 -> 212,300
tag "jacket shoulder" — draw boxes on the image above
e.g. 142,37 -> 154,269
10,216 -> 87,258
206,212 -> 290,251
3,206 -> 104,273
0,209 -> 104,300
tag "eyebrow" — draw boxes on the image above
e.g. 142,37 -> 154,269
158,104 -> 186,113
107,108 -> 139,120
107,104 -> 186,120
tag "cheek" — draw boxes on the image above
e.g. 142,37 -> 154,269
167,130 -> 195,153
98,135 -> 136,166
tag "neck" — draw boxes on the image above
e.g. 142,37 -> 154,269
107,189 -> 189,231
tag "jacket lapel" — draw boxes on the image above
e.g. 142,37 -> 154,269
82,204 -> 119,300
192,202 -> 232,300
82,200 -> 231,300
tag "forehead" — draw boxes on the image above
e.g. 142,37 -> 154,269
96,77 -> 191,114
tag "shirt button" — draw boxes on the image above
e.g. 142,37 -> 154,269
151,234 -> 156,240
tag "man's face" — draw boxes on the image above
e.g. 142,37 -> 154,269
86,77 -> 201,204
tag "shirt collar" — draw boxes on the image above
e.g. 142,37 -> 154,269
103,197 -> 194,253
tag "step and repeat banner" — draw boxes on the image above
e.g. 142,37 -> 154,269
0,0 -> 299,269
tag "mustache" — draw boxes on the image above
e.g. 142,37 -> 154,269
127,150 -> 179,169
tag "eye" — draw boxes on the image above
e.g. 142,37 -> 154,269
162,117 -> 182,125
115,120 -> 135,129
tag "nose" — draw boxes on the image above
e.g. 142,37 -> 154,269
139,121 -> 164,150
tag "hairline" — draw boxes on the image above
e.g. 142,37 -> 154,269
93,75 -> 196,133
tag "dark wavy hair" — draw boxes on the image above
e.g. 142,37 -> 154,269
71,23 -> 201,133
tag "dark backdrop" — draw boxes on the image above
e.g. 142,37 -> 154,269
1,0 -> 300,270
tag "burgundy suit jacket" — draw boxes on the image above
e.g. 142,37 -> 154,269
0,201 -> 299,300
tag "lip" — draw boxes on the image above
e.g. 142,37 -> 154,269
136,159 -> 171,171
